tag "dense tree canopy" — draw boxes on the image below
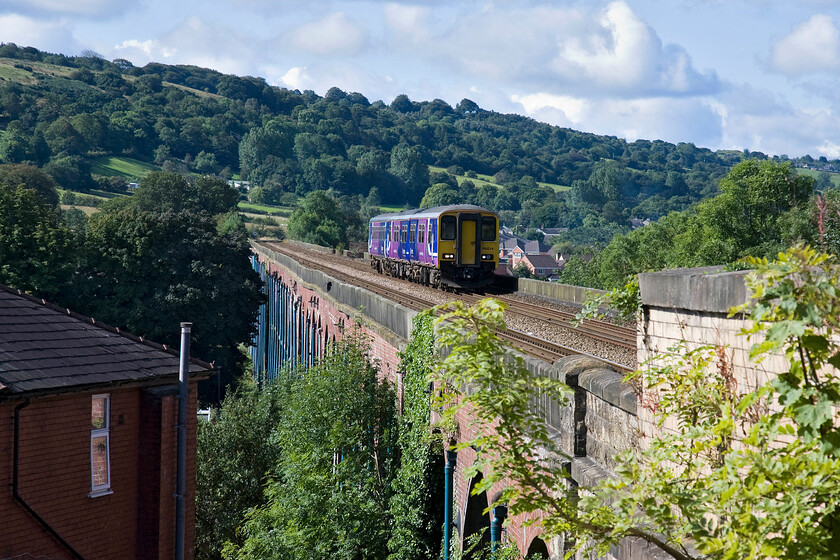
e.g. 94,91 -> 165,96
228,332 -> 398,560
561,160 -> 819,289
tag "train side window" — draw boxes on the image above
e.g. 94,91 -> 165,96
441,216 -> 456,240
481,216 -> 497,241
410,223 -> 416,243
419,224 -> 425,244
401,224 -> 407,243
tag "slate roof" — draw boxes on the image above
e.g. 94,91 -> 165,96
0,285 -> 213,397
523,254 -> 563,269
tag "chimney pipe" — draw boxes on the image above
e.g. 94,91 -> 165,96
175,322 -> 191,560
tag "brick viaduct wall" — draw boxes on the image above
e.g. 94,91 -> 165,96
252,242 -> 659,560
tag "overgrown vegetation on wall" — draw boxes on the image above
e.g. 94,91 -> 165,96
388,314 -> 445,560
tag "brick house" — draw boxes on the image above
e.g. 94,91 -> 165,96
0,285 -> 213,560
521,254 -> 564,279
500,235 -> 552,270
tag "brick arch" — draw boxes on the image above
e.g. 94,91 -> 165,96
461,472 -> 490,556
525,534 -> 550,558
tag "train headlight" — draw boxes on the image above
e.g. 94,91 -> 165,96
442,253 -> 455,260
481,254 -> 494,260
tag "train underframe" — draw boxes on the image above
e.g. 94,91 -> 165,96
370,257 -> 495,290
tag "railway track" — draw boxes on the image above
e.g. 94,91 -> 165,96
260,241 -> 634,372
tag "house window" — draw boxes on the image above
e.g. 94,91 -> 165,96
90,394 -> 111,496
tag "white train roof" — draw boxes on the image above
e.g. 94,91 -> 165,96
370,204 -> 493,222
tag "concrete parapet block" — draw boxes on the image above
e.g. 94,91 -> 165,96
578,368 -> 637,416
517,278 -> 606,304
639,266 -> 749,313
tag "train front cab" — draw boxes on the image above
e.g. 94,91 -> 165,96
438,209 -> 498,288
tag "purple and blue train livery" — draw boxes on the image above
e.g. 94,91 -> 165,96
368,204 -> 500,289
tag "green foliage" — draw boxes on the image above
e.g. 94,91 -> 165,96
437,247 -> 840,560
196,378 -> 284,560
574,276 -> 640,325
74,206 -> 264,400
511,262 -> 532,278
0,163 -> 60,207
0,182 -> 74,298
388,314 -> 444,560
131,172 -> 239,215
287,190 -> 360,248
568,160 -> 816,289
428,299 -> 572,533
227,331 -> 399,560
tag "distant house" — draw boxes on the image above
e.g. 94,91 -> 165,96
127,182 -> 140,192
521,254 -> 564,279
0,285 -> 213,560
630,218 -> 651,229
228,179 -> 250,191
500,234 -> 552,268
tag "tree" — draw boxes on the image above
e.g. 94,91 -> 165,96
431,246 -> 840,560
390,145 -> 429,206
0,164 -> 60,207
75,208 -> 264,400
227,331 -> 399,560
0,183 -> 73,298
420,182 -> 460,208
196,379 -> 284,560
287,190 -> 357,248
131,172 -> 239,215
511,262 -> 532,278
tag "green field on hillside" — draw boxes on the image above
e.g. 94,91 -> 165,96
90,156 -> 159,179
238,201 -> 292,216
795,167 -> 840,187
429,166 -> 569,193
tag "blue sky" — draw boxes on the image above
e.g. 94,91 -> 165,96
3,0 -> 840,159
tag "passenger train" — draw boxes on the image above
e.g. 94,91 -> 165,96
368,205 -> 500,289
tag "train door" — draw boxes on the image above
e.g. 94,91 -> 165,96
458,214 -> 480,265
409,220 -> 418,261
398,222 -> 408,260
417,221 -> 427,262
384,221 -> 390,255
430,219 -> 438,257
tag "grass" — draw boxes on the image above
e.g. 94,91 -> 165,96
429,166 -> 569,192
238,201 -> 292,216
90,156 -> 159,179
0,58 -> 77,85
378,205 -> 406,213
795,167 -> 840,187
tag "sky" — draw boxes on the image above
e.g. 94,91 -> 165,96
3,0 -> 840,159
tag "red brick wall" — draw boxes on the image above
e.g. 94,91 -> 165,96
0,381 -> 199,560
261,256 -> 403,386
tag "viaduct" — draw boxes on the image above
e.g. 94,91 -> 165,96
249,241 -> 763,560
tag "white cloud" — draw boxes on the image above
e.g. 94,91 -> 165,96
114,39 -> 175,60
0,13 -> 80,53
421,1 -> 717,98
511,92 -> 723,147
123,16 -> 256,75
383,3 -> 431,42
271,66 -> 312,90
819,140 -> 840,159
286,12 -> 366,55
0,0 -> 138,18
771,14 -> 840,75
